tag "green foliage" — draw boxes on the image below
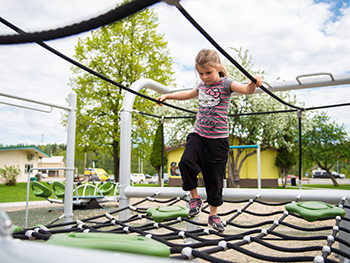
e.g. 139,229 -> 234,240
275,135 -> 297,187
275,135 -> 297,171
223,47 -> 307,187
150,122 -> 168,175
66,1 -> 174,181
302,112 -> 350,186
0,165 -> 21,186
39,143 -> 66,157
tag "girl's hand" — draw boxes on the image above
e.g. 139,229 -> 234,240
156,95 -> 167,106
248,76 -> 263,88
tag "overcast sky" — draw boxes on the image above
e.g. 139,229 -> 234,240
0,0 -> 350,146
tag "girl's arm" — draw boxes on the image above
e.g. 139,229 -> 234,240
230,76 -> 262,94
157,87 -> 198,105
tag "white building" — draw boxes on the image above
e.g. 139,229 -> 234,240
0,146 -> 50,182
38,156 -> 66,178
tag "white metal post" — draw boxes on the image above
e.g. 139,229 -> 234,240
63,92 -> 77,224
119,78 -> 180,221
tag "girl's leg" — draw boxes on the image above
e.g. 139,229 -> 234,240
190,188 -> 199,199
179,133 -> 202,191
209,205 -> 218,216
208,205 -> 225,232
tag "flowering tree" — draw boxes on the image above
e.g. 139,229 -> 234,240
225,47 -> 306,188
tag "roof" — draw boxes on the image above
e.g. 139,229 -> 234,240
40,156 -> 65,164
165,142 -> 186,153
0,146 -> 50,157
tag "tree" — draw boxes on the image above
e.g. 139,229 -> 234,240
68,1 -> 174,182
0,165 -> 21,186
275,135 -> 297,188
157,47 -> 307,188
302,112 -> 350,187
225,47 -> 305,188
150,121 -> 168,186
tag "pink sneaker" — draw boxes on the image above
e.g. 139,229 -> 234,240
188,196 -> 202,217
208,215 -> 225,232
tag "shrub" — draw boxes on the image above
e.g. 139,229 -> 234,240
0,165 -> 21,186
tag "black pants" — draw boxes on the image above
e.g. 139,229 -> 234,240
179,133 -> 229,207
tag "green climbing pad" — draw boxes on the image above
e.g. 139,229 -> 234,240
285,201 -> 346,222
52,181 -> 65,198
47,232 -> 170,258
31,181 -> 52,198
98,181 -> 114,195
147,205 -> 189,223
12,225 -> 23,233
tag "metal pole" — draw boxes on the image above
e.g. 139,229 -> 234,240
119,78 -> 178,221
63,92 -> 77,224
161,116 -> 164,187
119,107 -> 132,221
125,186 -> 350,204
257,143 -> 261,189
24,169 -> 32,229
297,110 -> 303,190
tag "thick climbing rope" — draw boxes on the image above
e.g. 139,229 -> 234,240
0,0 -> 161,44
174,2 -> 304,111
0,17 -> 196,115
12,195 -> 349,262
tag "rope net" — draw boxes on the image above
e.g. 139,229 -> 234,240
12,193 -> 350,263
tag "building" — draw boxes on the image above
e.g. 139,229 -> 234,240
0,146 -> 50,183
165,143 -> 185,187
38,156 -> 66,178
165,141 -> 279,188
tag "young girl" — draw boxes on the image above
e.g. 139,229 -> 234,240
157,49 -> 262,232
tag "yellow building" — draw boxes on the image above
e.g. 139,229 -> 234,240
165,141 -> 279,188
234,146 -> 279,188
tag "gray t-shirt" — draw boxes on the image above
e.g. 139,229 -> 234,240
194,77 -> 234,139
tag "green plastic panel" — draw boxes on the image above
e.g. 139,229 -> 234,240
147,205 -> 189,222
98,181 -> 114,195
13,225 -> 23,233
47,232 -> 170,257
285,201 -> 346,222
31,181 -> 52,198
52,181 -> 65,198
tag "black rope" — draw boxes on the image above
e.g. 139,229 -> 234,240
0,17 -> 196,115
175,3 -> 304,111
14,195 -> 350,263
0,0 -> 161,44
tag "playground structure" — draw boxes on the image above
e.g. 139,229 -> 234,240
1,0 -> 350,262
2,192 -> 350,263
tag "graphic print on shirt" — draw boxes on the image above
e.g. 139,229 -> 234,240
198,88 -> 221,108
194,77 -> 233,139
197,88 -> 221,130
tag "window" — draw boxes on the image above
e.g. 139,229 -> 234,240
25,164 -> 33,174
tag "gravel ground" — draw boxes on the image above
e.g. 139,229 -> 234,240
2,198 -> 342,263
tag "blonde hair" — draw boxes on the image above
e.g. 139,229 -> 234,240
195,49 -> 227,77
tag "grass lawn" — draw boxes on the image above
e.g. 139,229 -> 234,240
0,182 -> 348,203
0,182 -> 119,203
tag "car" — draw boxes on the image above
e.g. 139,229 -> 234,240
331,171 -> 346,179
312,170 -> 345,179
84,168 -> 112,182
130,173 -> 146,184
148,173 -> 169,184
